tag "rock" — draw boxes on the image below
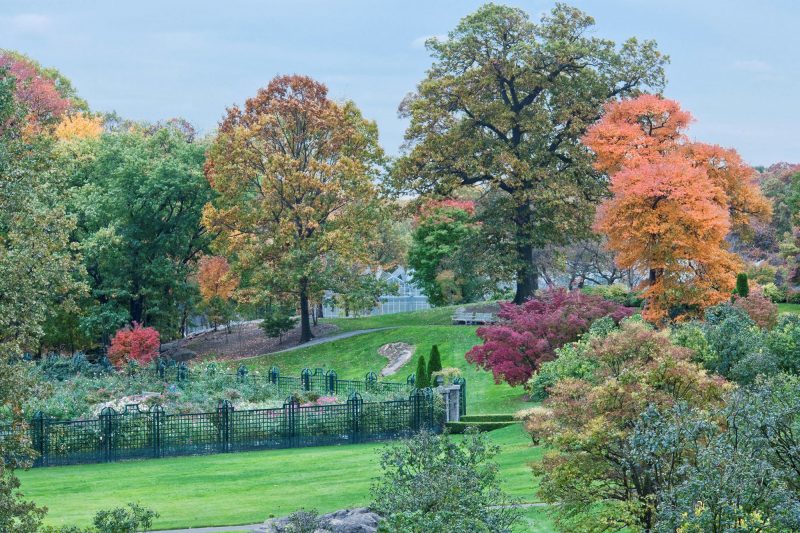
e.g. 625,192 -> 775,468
256,508 -> 381,533
378,342 -> 415,377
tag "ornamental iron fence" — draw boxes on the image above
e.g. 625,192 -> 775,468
10,387 -> 445,468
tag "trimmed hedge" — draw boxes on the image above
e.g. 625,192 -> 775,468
446,421 -> 516,434
459,414 -> 514,423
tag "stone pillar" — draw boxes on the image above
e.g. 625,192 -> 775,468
437,384 -> 462,423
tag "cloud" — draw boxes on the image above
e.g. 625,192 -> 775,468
732,59 -> 772,73
411,34 -> 446,49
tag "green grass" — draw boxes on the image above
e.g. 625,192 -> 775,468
241,325 -> 528,414
778,303 -> 800,314
320,304 -> 476,332
20,424 -> 544,530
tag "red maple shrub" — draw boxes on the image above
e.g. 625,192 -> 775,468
733,292 -> 778,329
108,322 -> 161,367
466,288 -> 633,386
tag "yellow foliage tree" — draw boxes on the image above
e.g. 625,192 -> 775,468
54,113 -> 103,141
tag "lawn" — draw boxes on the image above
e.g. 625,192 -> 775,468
778,303 -> 800,314
20,424 -> 546,530
240,324 -> 528,414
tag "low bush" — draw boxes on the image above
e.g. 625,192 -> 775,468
371,429 -> 520,532
733,292 -> 778,329
459,414 -> 514,422
107,323 -> 160,367
762,282 -> 786,303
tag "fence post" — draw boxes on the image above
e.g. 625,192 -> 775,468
31,411 -> 46,467
347,392 -> 363,444
151,405 -> 164,458
453,377 -> 467,416
269,366 -> 279,385
177,362 -> 188,382
326,369 -> 337,394
217,400 -> 233,453
406,374 -> 415,386
365,371 -> 377,392
301,368 -> 311,391
100,407 -> 115,463
410,388 -> 426,432
283,396 -> 299,446
237,364 -> 248,383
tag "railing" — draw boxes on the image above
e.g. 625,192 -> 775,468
13,388 -> 443,468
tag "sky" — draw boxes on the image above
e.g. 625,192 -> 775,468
3,0 -> 799,166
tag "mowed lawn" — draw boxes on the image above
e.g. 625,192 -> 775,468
19,424 -> 547,530
240,308 -> 529,415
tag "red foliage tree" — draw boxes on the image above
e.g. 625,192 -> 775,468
466,288 -> 633,386
0,53 -> 71,128
108,322 -> 160,367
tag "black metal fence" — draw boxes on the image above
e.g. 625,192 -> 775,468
14,388 -> 442,468
154,362 -> 411,397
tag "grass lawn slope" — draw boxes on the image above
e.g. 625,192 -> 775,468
20,424 -> 546,530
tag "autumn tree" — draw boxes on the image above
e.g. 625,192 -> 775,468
197,255 -> 239,330
583,95 -> 771,321
0,64 -> 82,532
204,75 -> 384,343
394,3 -> 667,303
54,112 -> 103,141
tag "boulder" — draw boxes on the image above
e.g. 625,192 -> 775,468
257,508 -> 380,533
159,341 -> 197,362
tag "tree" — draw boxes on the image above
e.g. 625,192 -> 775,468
64,122 -> 213,343
107,322 -> 160,367
736,272 -> 750,297
260,303 -> 298,344
584,95 -> 771,321
408,200 -> 483,305
0,67 -> 80,532
370,430 -> 520,532
197,255 -> 239,330
415,355 -> 429,388
526,321 -> 728,531
466,288 -> 632,386
54,113 -> 103,141
394,3 -> 667,303
427,345 -> 442,382
0,52 -> 72,131
204,75 -> 384,343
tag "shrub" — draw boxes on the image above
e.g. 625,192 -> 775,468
370,429 -> 520,532
107,323 -> 160,367
414,355 -> 429,388
787,290 -> 800,304
702,303 -> 773,383
92,503 -> 158,533
733,292 -> 778,329
581,284 -> 643,307
762,282 -> 786,303
526,339 -> 598,401
766,313 -> 800,374
670,322 -> 714,365
426,345 -> 442,381
735,272 -> 750,298
466,288 -> 632,386
430,367 -> 461,384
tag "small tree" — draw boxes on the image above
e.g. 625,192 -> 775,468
427,345 -> 442,382
93,503 -> 158,533
371,430 -> 520,532
736,272 -> 750,298
261,304 -> 299,344
415,355 -> 429,388
107,323 -> 160,367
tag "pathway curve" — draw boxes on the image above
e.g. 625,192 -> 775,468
238,327 -> 395,360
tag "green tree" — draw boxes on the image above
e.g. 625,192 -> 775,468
736,272 -> 750,297
0,66 -> 82,532
415,355 -> 429,388
427,345 -> 442,382
62,122 -> 213,343
408,201 -> 483,306
394,3 -> 666,303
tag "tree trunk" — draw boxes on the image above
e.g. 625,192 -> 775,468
513,241 -> 539,304
130,296 -> 144,325
317,303 -> 324,319
299,278 -> 313,343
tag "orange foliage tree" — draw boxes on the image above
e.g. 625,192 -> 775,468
197,255 -> 239,302
583,95 -> 771,321
54,112 -> 103,141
